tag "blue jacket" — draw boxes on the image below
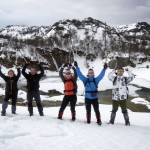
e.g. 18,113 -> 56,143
76,67 -> 106,99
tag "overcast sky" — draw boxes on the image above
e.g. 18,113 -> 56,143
0,0 -> 150,28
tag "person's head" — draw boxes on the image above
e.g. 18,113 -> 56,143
30,67 -> 36,75
8,70 -> 15,77
88,69 -> 94,77
116,68 -> 124,76
65,69 -> 72,79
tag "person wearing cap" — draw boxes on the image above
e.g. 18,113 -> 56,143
108,68 -> 135,125
0,64 -> 21,116
57,63 -> 78,121
74,61 -> 107,125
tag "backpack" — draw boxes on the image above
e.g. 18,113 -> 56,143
84,78 -> 98,93
113,76 -> 128,86
64,78 -> 77,94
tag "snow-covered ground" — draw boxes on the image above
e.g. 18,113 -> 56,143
0,104 -> 150,150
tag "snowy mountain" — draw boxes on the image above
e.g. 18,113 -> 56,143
0,18 -> 150,70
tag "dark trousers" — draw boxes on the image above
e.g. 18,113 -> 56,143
85,98 -> 101,122
27,91 -> 43,114
59,95 -> 77,113
2,92 -> 18,113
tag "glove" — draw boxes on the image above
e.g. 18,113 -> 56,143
15,64 -> 20,68
63,63 -> 68,68
103,63 -> 108,70
69,63 -> 72,67
74,61 -> 78,67
36,61 -> 40,65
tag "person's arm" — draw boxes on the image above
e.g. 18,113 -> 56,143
22,64 -> 29,78
16,67 -> 21,80
72,66 -> 78,82
96,69 -> 106,84
38,64 -> 44,78
108,70 -> 116,82
59,67 -> 65,82
126,70 -> 135,83
0,68 -> 7,81
74,61 -> 86,83
75,67 -> 87,83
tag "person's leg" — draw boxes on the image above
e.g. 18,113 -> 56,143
27,92 -> 34,116
1,93 -> 10,116
85,99 -> 91,124
33,91 -> 44,116
120,100 -> 130,125
109,100 -> 119,124
11,92 -> 18,114
58,96 -> 70,119
70,95 -> 77,121
92,99 -> 101,125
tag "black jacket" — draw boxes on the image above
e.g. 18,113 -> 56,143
0,68 -> 21,94
22,64 -> 44,91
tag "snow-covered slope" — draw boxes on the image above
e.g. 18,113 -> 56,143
0,104 -> 150,150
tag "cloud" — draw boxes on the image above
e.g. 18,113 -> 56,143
0,0 -> 149,27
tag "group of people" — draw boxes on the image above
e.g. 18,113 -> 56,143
0,61 -> 135,126
0,62 -> 44,117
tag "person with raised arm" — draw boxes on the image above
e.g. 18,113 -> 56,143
0,64 -> 21,116
57,63 -> 78,121
108,68 -> 135,125
74,61 -> 107,125
22,62 -> 44,116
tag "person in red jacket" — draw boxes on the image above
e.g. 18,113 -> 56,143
57,63 -> 78,121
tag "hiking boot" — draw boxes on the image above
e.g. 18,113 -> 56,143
12,111 -> 16,114
58,112 -> 63,120
1,111 -> 6,116
29,113 -> 33,116
125,120 -> 130,126
72,117 -> 76,121
87,120 -> 91,124
97,120 -> 102,126
72,112 -> 76,121
109,119 -> 114,124
40,112 -> 44,116
123,113 -> 130,126
57,116 -> 62,120
87,114 -> 91,124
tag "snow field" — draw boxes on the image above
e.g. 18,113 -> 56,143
0,104 -> 150,150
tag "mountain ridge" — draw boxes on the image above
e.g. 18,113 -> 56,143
0,17 -> 149,70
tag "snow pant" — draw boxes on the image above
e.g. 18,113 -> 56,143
110,100 -> 129,123
58,95 -> 77,119
27,91 -> 43,115
85,98 -> 101,123
1,91 -> 18,113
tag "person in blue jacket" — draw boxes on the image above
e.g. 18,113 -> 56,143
74,61 -> 107,125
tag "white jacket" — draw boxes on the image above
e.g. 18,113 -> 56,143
108,70 -> 135,101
